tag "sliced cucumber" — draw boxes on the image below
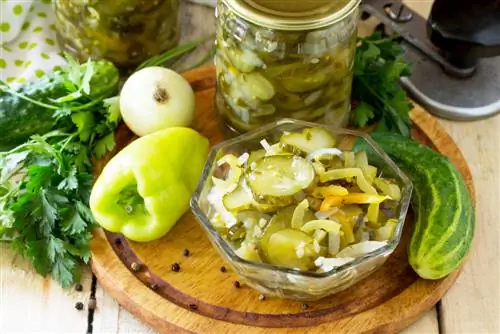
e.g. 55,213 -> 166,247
246,155 -> 315,203
291,199 -> 309,229
280,127 -> 336,154
374,219 -> 397,241
264,228 -> 318,271
223,185 -> 254,212
214,154 -> 243,191
246,149 -> 267,166
235,242 -> 262,262
222,182 -> 277,213
373,177 -> 401,201
258,206 -> 295,260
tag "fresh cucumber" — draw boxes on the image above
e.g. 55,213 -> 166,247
355,132 -> 475,279
0,60 -> 119,149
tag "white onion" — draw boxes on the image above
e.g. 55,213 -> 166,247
119,67 -> 195,136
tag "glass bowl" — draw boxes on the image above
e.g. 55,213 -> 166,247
190,119 -> 413,301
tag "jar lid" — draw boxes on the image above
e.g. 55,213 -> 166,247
222,0 -> 360,30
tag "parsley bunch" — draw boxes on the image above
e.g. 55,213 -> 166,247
351,32 -> 413,137
0,57 -> 120,287
0,133 -> 95,286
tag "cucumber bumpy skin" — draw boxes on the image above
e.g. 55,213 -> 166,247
355,132 -> 475,280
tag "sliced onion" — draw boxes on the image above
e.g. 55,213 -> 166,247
336,241 -> 388,258
315,256 -> 355,272
306,148 -> 343,161
260,139 -> 273,153
328,232 -> 341,256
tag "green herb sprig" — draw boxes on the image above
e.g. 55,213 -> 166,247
351,32 -> 413,137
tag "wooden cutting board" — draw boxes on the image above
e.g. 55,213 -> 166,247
90,65 -> 475,334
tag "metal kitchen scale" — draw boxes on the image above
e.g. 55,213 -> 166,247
362,0 -> 500,120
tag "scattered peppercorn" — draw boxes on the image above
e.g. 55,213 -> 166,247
220,266 -> 227,273
74,283 -> 83,292
171,262 -> 181,272
189,303 -> 198,310
233,281 -> 241,288
258,294 -> 266,301
114,238 -> 122,246
131,262 -> 141,272
301,303 -> 309,310
75,302 -> 84,311
150,283 -> 158,290
183,248 -> 190,257
88,298 -> 97,311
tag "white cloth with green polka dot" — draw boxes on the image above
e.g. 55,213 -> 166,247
0,0 -> 64,84
0,0 -> 217,84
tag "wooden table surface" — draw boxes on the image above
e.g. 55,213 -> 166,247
1,2 -> 499,333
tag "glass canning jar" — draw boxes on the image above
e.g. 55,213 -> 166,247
215,0 -> 361,134
54,0 -> 181,69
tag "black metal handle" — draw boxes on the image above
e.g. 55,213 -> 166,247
428,0 -> 500,68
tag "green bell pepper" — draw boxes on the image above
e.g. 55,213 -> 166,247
90,127 -> 209,242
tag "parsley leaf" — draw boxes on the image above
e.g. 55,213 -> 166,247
352,101 -> 375,127
71,111 -> 96,142
93,133 -> 116,159
62,209 -> 88,235
52,255 -> 77,288
57,166 -> 78,191
103,96 -> 121,125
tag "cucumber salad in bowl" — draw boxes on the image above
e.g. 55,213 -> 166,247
206,127 -> 403,273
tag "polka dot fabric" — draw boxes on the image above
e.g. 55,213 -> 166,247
0,1 -> 66,84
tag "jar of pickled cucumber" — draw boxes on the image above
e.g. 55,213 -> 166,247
54,0 -> 181,69
215,0 -> 360,134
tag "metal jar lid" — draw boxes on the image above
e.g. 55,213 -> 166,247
222,0 -> 361,31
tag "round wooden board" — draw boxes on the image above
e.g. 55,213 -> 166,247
90,65 -> 475,334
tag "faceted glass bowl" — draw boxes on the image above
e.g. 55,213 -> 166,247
190,119 -> 413,301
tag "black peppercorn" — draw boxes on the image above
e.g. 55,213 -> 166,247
258,294 -> 266,301
75,302 -> 84,311
150,283 -> 158,290
189,303 -> 198,310
131,262 -> 141,272
183,248 -> 190,257
233,281 -> 241,288
74,283 -> 83,292
171,262 -> 181,272
220,266 -> 227,273
114,238 -> 122,246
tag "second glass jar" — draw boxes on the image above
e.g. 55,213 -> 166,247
54,0 -> 181,69
215,0 -> 360,134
